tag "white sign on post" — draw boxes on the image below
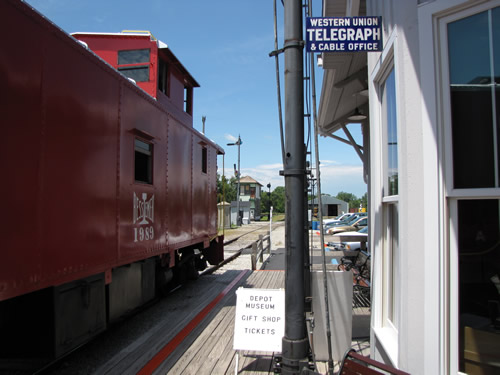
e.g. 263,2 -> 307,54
233,288 -> 285,352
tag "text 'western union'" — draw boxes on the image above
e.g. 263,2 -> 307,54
308,17 -> 379,27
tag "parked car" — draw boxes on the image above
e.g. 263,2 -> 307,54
322,212 -> 355,227
327,226 -> 368,251
327,217 -> 368,235
330,213 -> 366,228
320,215 -> 360,234
314,213 -> 368,235
323,221 -> 341,232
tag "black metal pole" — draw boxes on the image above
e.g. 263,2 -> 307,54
227,136 -> 242,226
236,135 -> 241,225
308,1 -> 334,372
281,0 -> 308,373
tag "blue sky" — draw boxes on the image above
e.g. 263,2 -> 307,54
26,0 -> 366,198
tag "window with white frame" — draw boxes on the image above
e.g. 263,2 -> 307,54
444,4 -> 500,373
381,67 -> 400,331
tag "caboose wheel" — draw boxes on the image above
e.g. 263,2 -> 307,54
187,257 -> 199,280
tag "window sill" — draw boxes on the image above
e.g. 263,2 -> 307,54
373,325 -> 399,367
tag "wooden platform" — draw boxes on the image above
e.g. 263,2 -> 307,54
156,270 -> 285,374
42,230 -> 370,374
144,269 -> 370,374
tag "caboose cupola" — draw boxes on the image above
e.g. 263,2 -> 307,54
72,31 -> 199,125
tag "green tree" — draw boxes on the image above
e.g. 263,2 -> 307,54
360,193 -> 368,210
270,186 -> 286,213
336,191 -> 357,204
350,198 -> 362,211
217,174 -> 237,203
334,191 -> 368,211
261,188 -> 272,215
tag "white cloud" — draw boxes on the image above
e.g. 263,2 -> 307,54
256,163 -> 284,170
319,164 -> 363,177
318,159 -> 341,166
223,164 -> 283,189
222,162 -> 366,198
318,164 -> 366,197
225,133 -> 238,143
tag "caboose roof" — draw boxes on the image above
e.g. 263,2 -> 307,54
71,31 -> 199,87
157,40 -> 199,88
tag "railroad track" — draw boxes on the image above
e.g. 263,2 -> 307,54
200,222 -> 284,276
224,222 -> 284,246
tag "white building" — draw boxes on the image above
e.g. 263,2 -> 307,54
318,1 -> 500,374
308,195 -> 349,217
238,176 -> 263,221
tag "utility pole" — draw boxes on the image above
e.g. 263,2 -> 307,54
281,0 -> 308,373
227,135 -> 242,226
268,183 -> 272,251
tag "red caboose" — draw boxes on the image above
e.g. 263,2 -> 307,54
0,0 -> 224,360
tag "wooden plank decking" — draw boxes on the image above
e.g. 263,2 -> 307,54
150,269 -> 370,374
158,270 -> 285,375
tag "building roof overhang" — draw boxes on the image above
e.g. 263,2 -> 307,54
318,0 -> 368,136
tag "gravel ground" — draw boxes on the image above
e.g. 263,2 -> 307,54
214,221 -> 286,271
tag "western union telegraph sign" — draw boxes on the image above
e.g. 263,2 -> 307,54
306,17 -> 382,52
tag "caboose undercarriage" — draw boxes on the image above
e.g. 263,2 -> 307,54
0,237 -> 222,361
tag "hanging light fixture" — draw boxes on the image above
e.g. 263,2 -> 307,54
348,91 -> 368,121
348,107 -> 367,121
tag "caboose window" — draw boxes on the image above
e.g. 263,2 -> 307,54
118,49 -> 150,65
118,66 -> 149,82
135,139 -> 153,184
184,86 -> 193,115
118,49 -> 150,82
158,59 -> 169,96
202,147 -> 207,174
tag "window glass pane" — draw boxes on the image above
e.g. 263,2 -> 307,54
497,85 -> 500,183
495,8 -> 500,82
118,66 -> 149,82
202,147 -> 207,174
158,59 -> 169,95
135,139 -> 151,154
448,10 -> 496,188
118,49 -> 150,65
385,203 -> 399,325
135,139 -> 152,184
184,86 -> 192,114
457,199 -> 500,373
451,87 -> 494,188
448,12 -> 490,85
494,7 -> 500,184
383,69 -> 398,195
